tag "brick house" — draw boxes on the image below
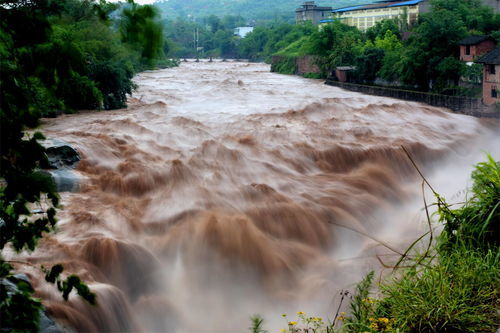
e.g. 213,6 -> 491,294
476,47 -> 500,105
459,35 -> 496,62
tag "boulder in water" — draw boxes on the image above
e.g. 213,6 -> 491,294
40,139 -> 81,192
41,139 -> 80,169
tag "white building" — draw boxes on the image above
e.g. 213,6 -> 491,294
234,27 -> 254,38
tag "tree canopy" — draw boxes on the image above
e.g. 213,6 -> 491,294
0,0 -> 171,331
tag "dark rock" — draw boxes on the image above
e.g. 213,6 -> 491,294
39,139 -> 81,192
39,310 -> 64,333
44,110 -> 64,118
41,139 -> 80,169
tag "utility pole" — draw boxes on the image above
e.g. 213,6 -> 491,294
194,27 -> 199,62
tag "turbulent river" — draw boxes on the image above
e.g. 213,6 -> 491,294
17,62 -> 500,332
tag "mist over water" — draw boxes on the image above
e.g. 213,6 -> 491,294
15,62 -> 499,332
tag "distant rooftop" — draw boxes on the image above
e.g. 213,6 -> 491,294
459,35 -> 494,46
333,0 -> 424,13
476,46 -> 500,64
296,1 -> 332,12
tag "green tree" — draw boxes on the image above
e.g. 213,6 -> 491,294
366,19 -> 401,41
0,0 -> 162,330
120,0 -> 165,67
398,8 -> 467,91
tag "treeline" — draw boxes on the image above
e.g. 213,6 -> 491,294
164,14 -> 246,58
164,16 -> 318,61
0,1 -> 170,331
1,0 -> 168,115
156,0 -> 362,23
270,0 -> 500,94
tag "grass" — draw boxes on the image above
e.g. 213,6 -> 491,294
376,248 -> 499,332
251,155 -> 499,333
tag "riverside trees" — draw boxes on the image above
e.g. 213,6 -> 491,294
269,0 -> 500,94
0,0 -> 168,331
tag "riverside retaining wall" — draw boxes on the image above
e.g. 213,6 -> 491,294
325,79 -> 500,118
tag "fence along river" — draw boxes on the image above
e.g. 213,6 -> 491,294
15,62 -> 499,332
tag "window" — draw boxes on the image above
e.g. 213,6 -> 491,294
489,64 -> 496,75
492,88 -> 497,98
465,45 -> 470,55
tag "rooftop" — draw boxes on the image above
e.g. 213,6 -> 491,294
459,35 -> 494,46
296,1 -> 332,12
333,0 -> 424,13
476,46 -> 500,64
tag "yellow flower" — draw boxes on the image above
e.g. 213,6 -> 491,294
369,317 -> 375,321
364,297 -> 375,304
296,311 -> 305,315
379,317 -> 390,324
288,321 -> 297,326
370,322 -> 378,330
280,329 -> 286,333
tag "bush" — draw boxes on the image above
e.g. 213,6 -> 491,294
271,56 -> 296,75
376,248 -> 499,332
340,155 -> 500,333
439,155 -> 499,252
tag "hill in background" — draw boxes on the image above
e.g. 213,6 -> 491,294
154,0 -> 376,22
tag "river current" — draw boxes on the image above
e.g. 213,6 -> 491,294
16,62 -> 499,332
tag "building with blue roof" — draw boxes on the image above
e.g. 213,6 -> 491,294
328,0 -> 431,31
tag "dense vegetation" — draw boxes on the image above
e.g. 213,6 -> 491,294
0,0 -> 169,331
155,0 -> 374,22
164,14 -> 246,58
163,15 -> 319,60
269,0 -> 500,94
253,155 -> 499,333
166,0 -> 499,94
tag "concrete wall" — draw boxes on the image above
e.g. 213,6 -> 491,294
325,79 -> 500,118
296,56 -> 321,75
271,55 -> 322,75
296,9 -> 331,25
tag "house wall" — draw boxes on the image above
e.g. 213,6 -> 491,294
335,69 -> 349,82
234,27 -> 254,38
333,3 -> 422,31
296,9 -> 331,24
482,64 -> 500,105
461,40 -> 497,61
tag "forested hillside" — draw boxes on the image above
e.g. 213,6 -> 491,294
155,0 -> 374,22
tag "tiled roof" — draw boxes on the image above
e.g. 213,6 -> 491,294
476,46 -> 500,64
459,35 -> 494,45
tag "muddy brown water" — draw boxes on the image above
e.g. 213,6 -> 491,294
12,62 -> 499,332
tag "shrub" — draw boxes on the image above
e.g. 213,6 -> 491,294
376,248 -> 499,332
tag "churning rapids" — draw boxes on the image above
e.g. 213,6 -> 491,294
12,62 -> 500,332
